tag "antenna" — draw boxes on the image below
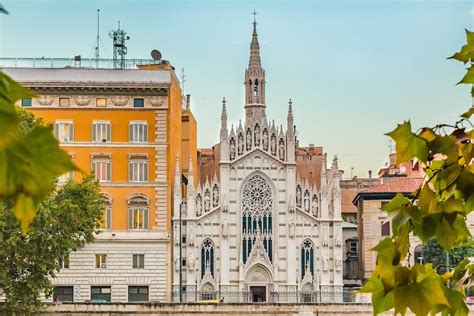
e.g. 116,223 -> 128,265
95,9 -> 100,68
109,21 -> 130,69
151,49 -> 162,62
181,68 -> 186,92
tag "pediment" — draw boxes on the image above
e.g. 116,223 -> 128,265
228,147 -> 285,167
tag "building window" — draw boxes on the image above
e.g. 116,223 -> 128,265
128,195 -> 149,230
128,286 -> 148,302
91,286 -> 111,302
21,98 -> 32,107
53,286 -> 73,302
349,240 -> 358,255
300,239 -> 314,279
92,121 -> 111,143
95,254 -> 107,268
201,238 -> 214,278
54,121 -> 74,143
129,122 -> 148,143
96,98 -> 107,107
381,221 -> 391,236
128,158 -> 149,182
133,98 -> 144,108
58,171 -> 74,183
59,98 -> 70,107
92,157 -> 111,182
132,254 -> 145,269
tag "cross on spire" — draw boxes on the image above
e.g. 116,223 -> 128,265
252,9 -> 258,26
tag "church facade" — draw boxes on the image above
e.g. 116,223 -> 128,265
172,21 -> 343,302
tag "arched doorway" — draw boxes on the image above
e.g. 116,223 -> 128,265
245,264 -> 273,302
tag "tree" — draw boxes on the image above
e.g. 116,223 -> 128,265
423,239 -> 474,274
360,30 -> 474,316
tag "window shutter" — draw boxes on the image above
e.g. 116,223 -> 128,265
107,124 -> 111,142
144,124 -> 148,142
144,162 -> 149,181
128,208 -> 133,230
106,161 -> 111,181
54,123 -> 59,139
69,123 -> 74,142
106,207 -> 111,230
144,209 -> 149,229
129,124 -> 133,142
92,124 -> 97,142
128,161 -> 133,181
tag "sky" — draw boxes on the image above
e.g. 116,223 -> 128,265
1,0 -> 473,178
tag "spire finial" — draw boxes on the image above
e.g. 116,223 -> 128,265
252,9 -> 258,28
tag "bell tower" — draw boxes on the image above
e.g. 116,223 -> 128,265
245,11 -> 266,118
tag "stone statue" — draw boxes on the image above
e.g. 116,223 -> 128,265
322,225 -> 329,247
262,129 -> 268,151
335,227 -> 341,247
304,191 -> 310,213
254,125 -> 260,146
204,190 -> 210,212
312,195 -> 318,217
212,185 -> 219,207
323,255 -> 329,271
230,138 -> 236,160
196,194 -> 202,216
335,257 -> 342,271
238,133 -> 244,155
188,225 -> 194,246
271,135 -> 276,155
187,252 -> 195,272
296,186 -> 302,208
279,139 -> 285,160
246,129 -> 252,150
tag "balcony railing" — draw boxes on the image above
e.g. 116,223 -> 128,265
0,57 -> 155,69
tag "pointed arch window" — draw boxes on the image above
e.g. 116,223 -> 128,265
242,174 -> 273,263
201,239 -> 215,278
301,239 -> 314,279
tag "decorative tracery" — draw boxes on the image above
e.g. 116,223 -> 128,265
201,238 -> 215,278
242,175 -> 273,263
301,239 -> 314,279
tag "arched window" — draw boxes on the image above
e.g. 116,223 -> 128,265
414,244 -> 423,264
201,238 -> 215,278
128,195 -> 149,230
100,193 -> 112,230
242,175 -> 273,263
301,239 -> 314,279
253,79 -> 259,96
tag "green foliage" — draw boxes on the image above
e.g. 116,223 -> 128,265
422,238 -> 474,274
0,71 -> 77,233
0,175 -> 104,314
362,30 -> 474,315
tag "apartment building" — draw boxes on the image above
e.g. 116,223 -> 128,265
5,61 -> 197,303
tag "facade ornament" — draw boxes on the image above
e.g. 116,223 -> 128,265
73,96 -> 92,106
289,220 -> 295,237
188,252 -> 196,272
304,190 -> 310,213
110,96 -> 130,106
238,133 -> 244,155
230,138 -> 236,160
270,134 -> 276,155
174,222 -> 180,246
188,225 -> 195,246
278,139 -> 285,160
196,194 -> 202,216
312,195 -> 319,217
335,257 -> 342,271
335,228 -> 342,247
322,225 -> 329,247
334,185 -> 341,200
37,95 -> 55,106
204,190 -> 211,212
221,194 -> 228,213
296,186 -> 302,208
222,220 -> 229,238
322,255 -> 329,272
174,254 -> 180,272
262,129 -> 268,151
148,96 -> 165,107
246,128 -> 252,150
212,184 -> 219,207
254,125 -> 260,146
288,195 -> 295,213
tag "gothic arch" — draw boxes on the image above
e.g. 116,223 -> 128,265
245,263 -> 273,284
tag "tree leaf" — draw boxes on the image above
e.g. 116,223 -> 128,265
457,65 -> 474,85
13,193 -> 35,235
461,106 -> 474,119
359,277 -> 394,314
419,185 -> 440,214
386,121 -> 428,163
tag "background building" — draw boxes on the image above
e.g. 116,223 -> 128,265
5,61 -> 197,303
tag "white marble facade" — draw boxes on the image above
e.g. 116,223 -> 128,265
172,21 -> 343,302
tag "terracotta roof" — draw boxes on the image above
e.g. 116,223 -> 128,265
199,148 -> 215,156
359,177 -> 423,194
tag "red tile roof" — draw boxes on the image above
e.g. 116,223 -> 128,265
359,177 -> 423,194
199,148 -> 214,156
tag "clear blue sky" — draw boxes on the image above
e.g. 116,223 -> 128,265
1,0 -> 473,178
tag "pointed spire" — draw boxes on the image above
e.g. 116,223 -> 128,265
220,97 -> 228,136
249,10 -> 262,71
287,98 -> 294,133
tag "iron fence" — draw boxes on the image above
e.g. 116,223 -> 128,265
171,290 -> 356,303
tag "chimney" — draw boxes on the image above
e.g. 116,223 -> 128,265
368,170 -> 372,179
186,94 -> 190,109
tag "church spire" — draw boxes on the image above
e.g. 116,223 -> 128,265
245,11 -> 266,111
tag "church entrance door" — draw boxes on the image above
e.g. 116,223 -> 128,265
250,286 -> 266,302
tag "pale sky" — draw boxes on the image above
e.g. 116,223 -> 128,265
1,0 -> 473,178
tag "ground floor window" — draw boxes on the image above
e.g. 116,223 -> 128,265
91,286 -> 111,302
53,286 -> 73,302
128,286 -> 149,302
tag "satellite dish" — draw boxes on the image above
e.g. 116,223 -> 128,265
151,49 -> 162,61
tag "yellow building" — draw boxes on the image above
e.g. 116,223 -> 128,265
5,61 -> 197,303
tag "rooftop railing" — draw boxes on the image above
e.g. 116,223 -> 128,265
0,57 -> 156,69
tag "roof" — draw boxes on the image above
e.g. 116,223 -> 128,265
199,148 -> 215,156
296,146 -> 323,156
352,177 -> 423,205
342,221 -> 358,229
3,68 -> 171,84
